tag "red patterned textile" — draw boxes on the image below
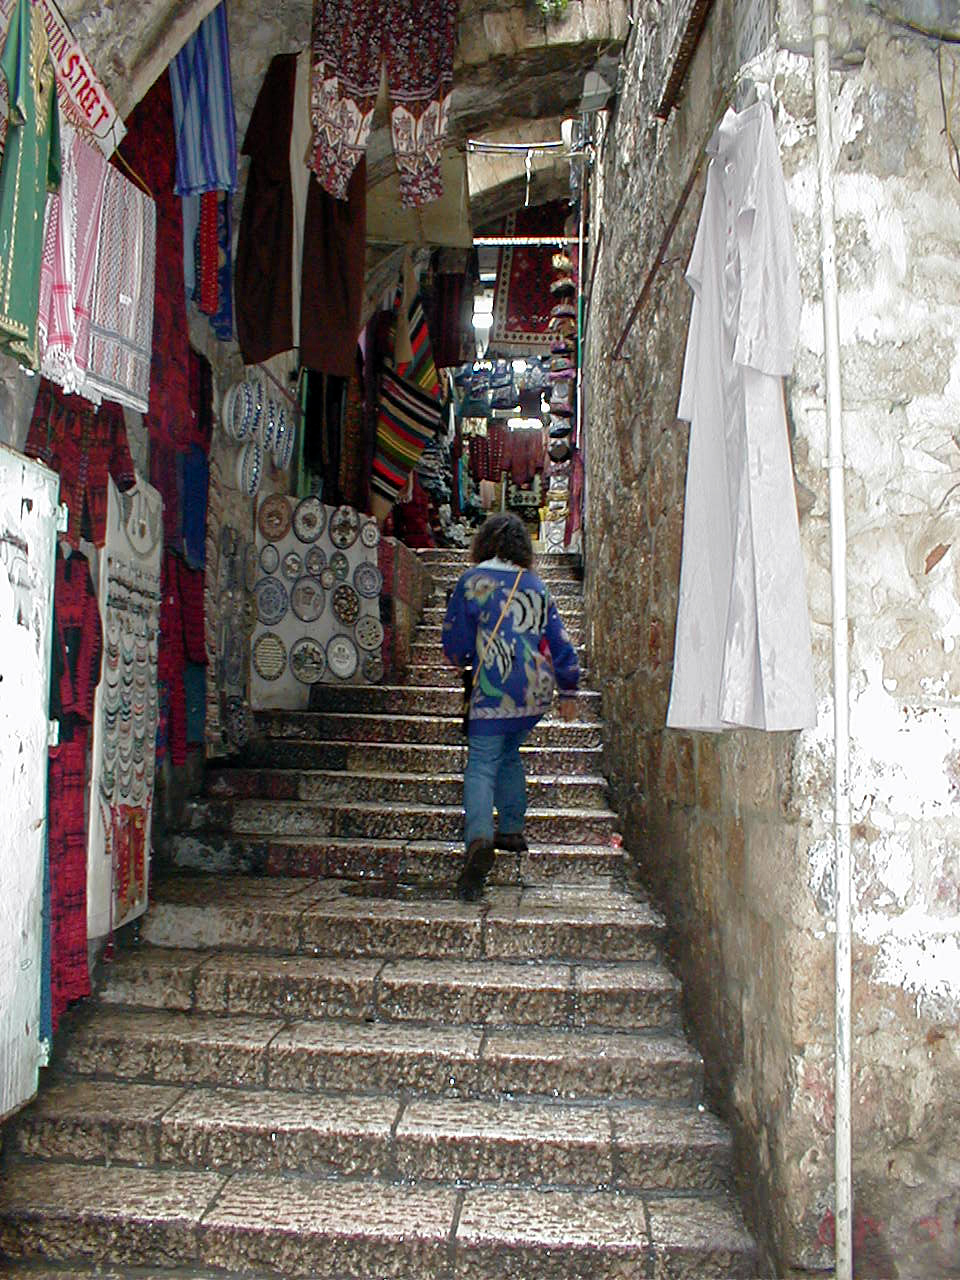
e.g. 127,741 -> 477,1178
309,0 -> 457,208
25,380 -> 136,549
489,200 -> 567,354
158,552 -> 207,768
199,191 -> 220,315
48,548 -> 102,1028
110,805 -> 147,921
119,74 -> 191,451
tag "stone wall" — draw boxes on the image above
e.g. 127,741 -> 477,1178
583,0 -> 960,1274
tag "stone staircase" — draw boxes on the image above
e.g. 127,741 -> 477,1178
0,547 -> 758,1278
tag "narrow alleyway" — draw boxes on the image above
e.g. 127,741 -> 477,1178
0,550 -> 757,1277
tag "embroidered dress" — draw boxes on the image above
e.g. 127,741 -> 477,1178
0,0 -> 61,369
25,379 -> 136,548
309,0 -> 457,208
48,548 -> 102,1029
667,101 -> 816,732
442,559 -> 580,736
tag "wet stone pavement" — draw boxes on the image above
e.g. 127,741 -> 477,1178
0,548 -> 759,1278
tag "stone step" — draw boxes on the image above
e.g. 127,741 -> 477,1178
139,880 -> 664,966
97,947 -> 680,1031
306,683 -> 600,719
163,832 -> 624,884
14,1081 -> 730,1192
415,621 -> 585,647
64,1008 -> 704,1101
418,549 -> 581,570
204,767 -> 610,810
180,797 -> 618,845
0,1163 -> 756,1278
420,601 -> 584,624
402,663 -> 592,688
409,640 -> 589,669
235,738 -> 605,776
253,709 -> 604,748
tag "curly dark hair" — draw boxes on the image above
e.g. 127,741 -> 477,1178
470,512 -> 533,567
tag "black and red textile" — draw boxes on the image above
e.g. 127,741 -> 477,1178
488,200 -> 568,354
309,0 -> 458,208
47,548 -> 102,1029
157,551 -> 206,769
25,381 -> 136,549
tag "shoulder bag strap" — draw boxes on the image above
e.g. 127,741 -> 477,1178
471,567 -> 524,690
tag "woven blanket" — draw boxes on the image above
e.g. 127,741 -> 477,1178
85,165 -> 156,413
489,200 -> 567,354
371,365 -> 443,503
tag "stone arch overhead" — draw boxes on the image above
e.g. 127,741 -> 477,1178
62,0 -> 627,231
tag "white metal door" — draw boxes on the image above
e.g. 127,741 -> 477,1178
0,444 -> 59,1121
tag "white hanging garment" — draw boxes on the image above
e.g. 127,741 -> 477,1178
667,100 -> 816,732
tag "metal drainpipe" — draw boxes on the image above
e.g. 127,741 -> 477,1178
811,1 -> 853,1276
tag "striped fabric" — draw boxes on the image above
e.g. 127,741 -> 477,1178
397,293 -> 439,398
169,2 -> 237,196
371,366 -> 443,502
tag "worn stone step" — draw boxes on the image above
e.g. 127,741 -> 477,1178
306,682 -> 599,719
163,831 -> 624,884
181,797 -> 618,845
409,640 -> 589,669
14,1081 -> 730,1192
204,766 -> 610,810
139,880 -> 662,965
97,946 -> 679,1031
403,663 -> 593,688
415,622 -> 585,648
235,738 -> 605,776
64,1008 -> 704,1101
420,602 -> 584,625
254,709 -> 604,748
0,1163 -> 756,1277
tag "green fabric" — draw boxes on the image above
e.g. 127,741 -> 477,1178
0,0 -> 60,369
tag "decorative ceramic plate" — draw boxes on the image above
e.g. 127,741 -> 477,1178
237,438 -> 264,497
331,582 -> 360,625
328,504 -> 360,549
290,575 -> 325,623
259,543 -> 280,574
257,494 -> 292,542
290,636 -> 326,684
361,654 -> 385,683
359,519 -> 380,549
326,633 -> 359,680
253,631 -> 287,681
305,546 -> 326,577
255,576 -> 289,626
355,614 -> 384,652
330,550 -> 350,582
292,495 -> 326,544
274,418 -> 296,471
353,561 -> 383,599
319,566 -> 337,591
281,551 -> 303,581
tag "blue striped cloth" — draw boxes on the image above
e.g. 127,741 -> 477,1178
169,2 -> 237,195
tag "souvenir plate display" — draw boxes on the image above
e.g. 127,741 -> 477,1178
331,582 -> 361,625
355,613 -> 384,652
353,561 -> 383,599
319,565 -> 337,590
359,518 -> 380,549
330,550 -> 350,582
293,495 -> 326,543
361,654 -> 385,683
255,575 -> 288,625
291,575 -> 325,623
253,631 -> 287,681
305,546 -> 326,577
281,551 -> 302,581
258,493 -> 293,543
290,636 -> 326,684
327,633 -> 359,679
329,504 -> 360,549
260,543 -> 279,574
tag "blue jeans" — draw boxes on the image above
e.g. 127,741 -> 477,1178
463,729 -> 529,847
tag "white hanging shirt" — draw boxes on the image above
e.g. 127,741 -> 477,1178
666,100 -> 817,732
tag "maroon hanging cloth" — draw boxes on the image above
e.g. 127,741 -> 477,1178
119,74 -> 190,454
48,548 -> 102,1028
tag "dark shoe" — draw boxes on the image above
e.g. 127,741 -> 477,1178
457,837 -> 495,902
495,831 -> 528,853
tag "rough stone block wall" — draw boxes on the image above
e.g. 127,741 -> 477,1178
584,0 -> 960,1274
